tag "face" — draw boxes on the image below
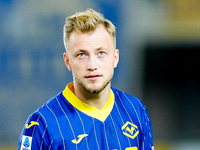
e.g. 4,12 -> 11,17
64,25 -> 119,94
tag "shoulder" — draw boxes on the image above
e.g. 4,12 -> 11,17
22,92 -> 65,134
111,87 -> 153,140
27,92 -> 64,125
18,93 -> 64,149
111,87 -> 146,110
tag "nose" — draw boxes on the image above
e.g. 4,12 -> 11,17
87,55 -> 97,71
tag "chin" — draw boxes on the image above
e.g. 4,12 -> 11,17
86,82 -> 110,94
75,76 -> 111,94
84,86 -> 103,94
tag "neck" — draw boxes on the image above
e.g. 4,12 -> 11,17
72,83 -> 111,110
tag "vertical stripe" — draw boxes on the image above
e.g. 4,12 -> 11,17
121,93 -> 144,149
48,139 -> 53,150
114,101 -> 125,124
114,101 -> 131,147
143,141 -> 144,150
37,111 -> 48,124
37,111 -> 49,149
40,125 -> 47,150
116,92 -> 141,149
46,105 -> 66,150
56,98 -> 78,150
109,114 -> 121,150
115,92 -> 133,123
103,122 -> 109,150
75,109 -> 90,150
31,116 -> 40,137
92,118 -> 100,150
27,115 -> 48,149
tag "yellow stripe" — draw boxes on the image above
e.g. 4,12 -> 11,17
62,82 -> 114,122
125,147 -> 138,150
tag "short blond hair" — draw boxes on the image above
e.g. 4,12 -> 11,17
63,8 -> 116,50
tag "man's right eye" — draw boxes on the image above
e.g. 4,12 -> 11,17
77,53 -> 85,57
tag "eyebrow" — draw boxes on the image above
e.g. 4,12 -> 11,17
96,47 -> 103,50
77,47 -> 104,52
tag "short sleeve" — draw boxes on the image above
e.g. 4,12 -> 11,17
18,112 -> 50,150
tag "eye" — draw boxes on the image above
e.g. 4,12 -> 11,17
77,53 -> 85,58
98,51 -> 106,57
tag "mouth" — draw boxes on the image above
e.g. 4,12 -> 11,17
85,74 -> 102,81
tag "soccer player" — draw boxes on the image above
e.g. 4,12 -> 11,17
18,9 -> 154,150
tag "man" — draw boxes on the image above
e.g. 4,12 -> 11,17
18,9 -> 154,150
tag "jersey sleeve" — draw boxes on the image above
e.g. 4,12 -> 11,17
18,112 -> 50,150
141,102 -> 154,150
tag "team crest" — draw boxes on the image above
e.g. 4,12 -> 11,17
121,121 -> 139,139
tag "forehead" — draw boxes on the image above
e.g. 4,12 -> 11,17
67,25 -> 114,50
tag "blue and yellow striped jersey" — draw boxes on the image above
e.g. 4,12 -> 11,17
18,82 -> 154,150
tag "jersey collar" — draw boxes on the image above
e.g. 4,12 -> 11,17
62,82 -> 114,122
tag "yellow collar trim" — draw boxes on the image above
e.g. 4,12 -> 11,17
62,82 -> 114,122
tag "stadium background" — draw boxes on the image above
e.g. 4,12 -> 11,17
0,0 -> 200,149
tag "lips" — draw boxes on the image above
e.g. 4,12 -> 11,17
85,74 -> 102,80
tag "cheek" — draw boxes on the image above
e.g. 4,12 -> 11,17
70,62 -> 85,73
101,60 -> 115,71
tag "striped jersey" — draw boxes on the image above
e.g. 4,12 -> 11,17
18,82 -> 154,150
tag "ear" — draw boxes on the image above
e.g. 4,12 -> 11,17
63,52 -> 72,71
114,49 -> 119,68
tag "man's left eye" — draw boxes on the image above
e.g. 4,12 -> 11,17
98,51 -> 105,56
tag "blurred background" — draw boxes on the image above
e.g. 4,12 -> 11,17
0,0 -> 200,149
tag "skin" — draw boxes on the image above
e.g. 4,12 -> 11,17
63,25 -> 119,110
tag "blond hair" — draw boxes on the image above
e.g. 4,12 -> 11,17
63,8 -> 116,50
